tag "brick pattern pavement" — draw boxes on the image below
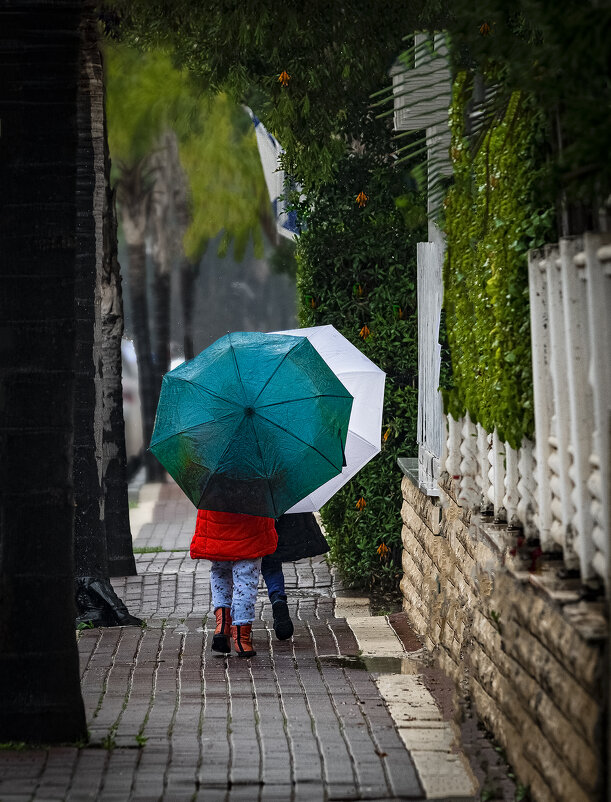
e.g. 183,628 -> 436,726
0,483 -> 425,801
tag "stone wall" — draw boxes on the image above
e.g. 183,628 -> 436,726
399,473 -> 607,802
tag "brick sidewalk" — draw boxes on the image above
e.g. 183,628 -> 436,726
0,483 -> 434,802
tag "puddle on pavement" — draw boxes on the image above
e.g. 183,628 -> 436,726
317,654 -> 423,675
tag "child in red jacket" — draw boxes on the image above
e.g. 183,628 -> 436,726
191,509 -> 277,657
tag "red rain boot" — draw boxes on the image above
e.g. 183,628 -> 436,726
231,624 -> 256,657
212,607 -> 232,653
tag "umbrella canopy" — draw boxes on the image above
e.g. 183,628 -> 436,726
150,331 -> 353,517
271,325 -> 386,512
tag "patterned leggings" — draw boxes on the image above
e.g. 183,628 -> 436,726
210,558 -> 262,626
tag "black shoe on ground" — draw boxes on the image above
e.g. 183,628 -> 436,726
271,595 -> 294,640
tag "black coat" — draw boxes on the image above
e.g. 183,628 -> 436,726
272,513 -> 330,562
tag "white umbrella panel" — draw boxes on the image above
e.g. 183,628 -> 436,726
272,325 -> 386,513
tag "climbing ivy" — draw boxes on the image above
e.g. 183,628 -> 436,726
441,72 -> 554,448
296,147 -> 425,590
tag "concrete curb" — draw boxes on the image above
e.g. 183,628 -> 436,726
342,607 -> 478,800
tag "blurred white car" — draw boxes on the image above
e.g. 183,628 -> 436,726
121,338 -> 143,475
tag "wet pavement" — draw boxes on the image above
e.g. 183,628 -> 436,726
0,480 -> 482,801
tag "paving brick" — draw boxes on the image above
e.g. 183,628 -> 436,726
0,480 -> 472,800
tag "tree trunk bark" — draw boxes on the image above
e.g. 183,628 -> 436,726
100,53 -> 136,578
0,1 -> 87,743
73,2 -> 107,581
72,7 -> 142,627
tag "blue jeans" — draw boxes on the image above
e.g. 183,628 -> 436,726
261,555 -> 285,599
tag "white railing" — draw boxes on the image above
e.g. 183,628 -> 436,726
440,234 -> 610,590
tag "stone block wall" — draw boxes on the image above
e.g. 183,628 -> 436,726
399,474 -> 607,802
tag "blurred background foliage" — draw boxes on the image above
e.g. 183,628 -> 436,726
104,41 -> 269,263
104,0 -> 424,189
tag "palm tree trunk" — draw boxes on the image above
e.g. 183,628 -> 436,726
150,135 -> 173,379
180,256 -> 199,361
100,54 -> 136,578
0,0 -> 87,743
120,176 -> 162,480
171,133 -> 201,362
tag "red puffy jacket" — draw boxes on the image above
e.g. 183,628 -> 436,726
190,509 -> 278,562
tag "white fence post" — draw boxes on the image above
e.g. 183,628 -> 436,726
446,414 -> 462,479
561,238 -> 595,580
528,249 -> 554,549
477,423 -> 493,514
490,429 -> 506,521
545,246 -> 579,567
503,443 -> 520,528
458,413 -> 479,510
583,235 -> 611,587
517,438 -> 537,538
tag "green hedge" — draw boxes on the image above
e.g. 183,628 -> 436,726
296,150 -> 425,591
441,72 -> 554,448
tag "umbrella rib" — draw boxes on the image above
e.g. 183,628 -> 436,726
257,393 -> 351,409
251,343 -> 301,405
175,376 -> 245,410
150,410 -> 240,449
254,412 -> 344,472
245,415 -> 279,518
227,334 -> 250,405
195,414 -> 254,510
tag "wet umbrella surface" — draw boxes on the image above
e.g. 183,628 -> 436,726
150,331 -> 353,517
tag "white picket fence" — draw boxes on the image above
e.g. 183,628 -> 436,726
439,233 -> 611,590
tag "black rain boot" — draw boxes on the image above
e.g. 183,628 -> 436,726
271,593 -> 294,640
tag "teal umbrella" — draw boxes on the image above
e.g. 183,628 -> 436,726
150,331 -> 353,517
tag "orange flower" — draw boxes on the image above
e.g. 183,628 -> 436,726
377,542 -> 390,559
356,497 -> 367,511
383,428 -> 391,442
356,191 -> 369,207
278,70 -> 291,87
479,21 -> 491,35
359,324 -> 370,340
